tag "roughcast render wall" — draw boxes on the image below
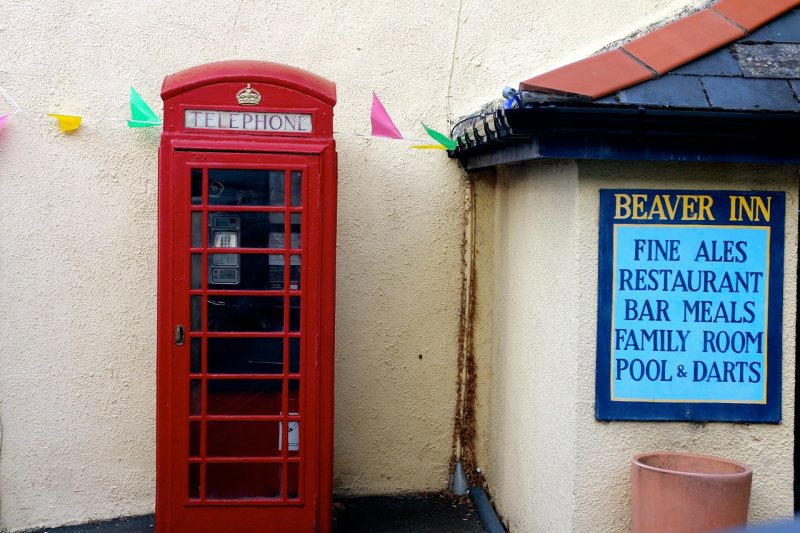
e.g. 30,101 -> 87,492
0,0 -> 709,529
483,161 -> 582,532
481,162 -> 797,532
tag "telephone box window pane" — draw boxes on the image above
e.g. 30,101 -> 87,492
190,296 -> 202,332
188,463 -> 200,499
269,171 -> 286,206
206,421 -> 280,457
267,214 -> 286,249
190,338 -> 202,374
287,463 -> 299,499
208,212 -> 281,249
208,254 -> 282,290
290,255 -> 301,290
290,214 -> 301,249
207,169 -> 285,207
206,463 -> 281,500
288,379 -> 300,413
206,296 -> 284,332
290,171 -> 302,207
289,297 -> 300,332
190,254 -> 202,289
206,379 -> 282,415
269,257 -> 285,290
289,338 -> 300,374
189,421 -> 200,457
191,213 -> 202,248
207,338 -> 283,374
191,169 -> 202,205
190,380 -> 202,416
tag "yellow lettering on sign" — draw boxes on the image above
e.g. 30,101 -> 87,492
698,195 -> 714,221
613,193 -> 715,221
729,195 -> 771,222
631,194 -> 647,220
615,194 -> 632,219
682,195 -> 698,220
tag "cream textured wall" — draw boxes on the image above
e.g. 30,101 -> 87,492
486,161 -> 582,533
0,0 -> 711,530
479,161 -> 798,532
472,171 -> 496,475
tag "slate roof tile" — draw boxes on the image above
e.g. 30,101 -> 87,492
765,9 -> 800,42
789,79 -> 800,98
671,47 -> 742,76
734,43 -> 800,78
702,77 -> 800,110
745,25 -> 774,44
618,75 -> 709,107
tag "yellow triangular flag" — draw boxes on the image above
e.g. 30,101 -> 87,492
411,144 -> 446,150
48,113 -> 82,132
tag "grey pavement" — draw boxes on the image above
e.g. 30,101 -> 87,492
22,493 -> 486,532
333,494 -> 485,532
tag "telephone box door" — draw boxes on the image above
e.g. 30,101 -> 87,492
165,150 -> 323,531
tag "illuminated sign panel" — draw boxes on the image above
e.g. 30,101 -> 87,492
184,109 -> 313,133
596,190 -> 784,422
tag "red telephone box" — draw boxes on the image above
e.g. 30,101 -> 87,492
157,61 -> 336,532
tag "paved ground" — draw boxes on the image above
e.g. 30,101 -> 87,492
333,494 -> 485,532
25,493 -> 485,532
27,515 -> 155,533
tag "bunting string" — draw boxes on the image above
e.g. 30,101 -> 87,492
0,85 -> 22,113
0,81 -> 461,150
0,84 -> 160,131
332,130 -> 432,144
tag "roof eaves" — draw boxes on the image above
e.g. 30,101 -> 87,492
454,106 -> 800,170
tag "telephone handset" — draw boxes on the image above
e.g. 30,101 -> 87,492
209,213 -> 241,285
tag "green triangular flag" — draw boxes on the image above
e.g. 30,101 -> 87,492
128,87 -> 162,128
421,122 -> 457,151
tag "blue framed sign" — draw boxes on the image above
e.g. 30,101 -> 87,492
596,190 -> 784,422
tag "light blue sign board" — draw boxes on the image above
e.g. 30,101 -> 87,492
596,190 -> 784,422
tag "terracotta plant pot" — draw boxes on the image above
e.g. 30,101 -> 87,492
631,451 -> 752,533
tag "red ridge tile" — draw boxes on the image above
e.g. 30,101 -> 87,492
623,10 -> 744,74
713,0 -> 800,32
519,49 -> 654,99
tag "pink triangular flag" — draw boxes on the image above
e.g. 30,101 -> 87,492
0,113 -> 8,130
371,92 -> 403,139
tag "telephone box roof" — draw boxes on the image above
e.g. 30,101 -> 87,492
161,60 -> 336,106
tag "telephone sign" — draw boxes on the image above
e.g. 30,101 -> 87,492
183,110 -> 313,132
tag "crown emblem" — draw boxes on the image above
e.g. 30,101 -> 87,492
236,84 -> 261,106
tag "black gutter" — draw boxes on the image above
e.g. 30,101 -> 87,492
451,105 -> 800,170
